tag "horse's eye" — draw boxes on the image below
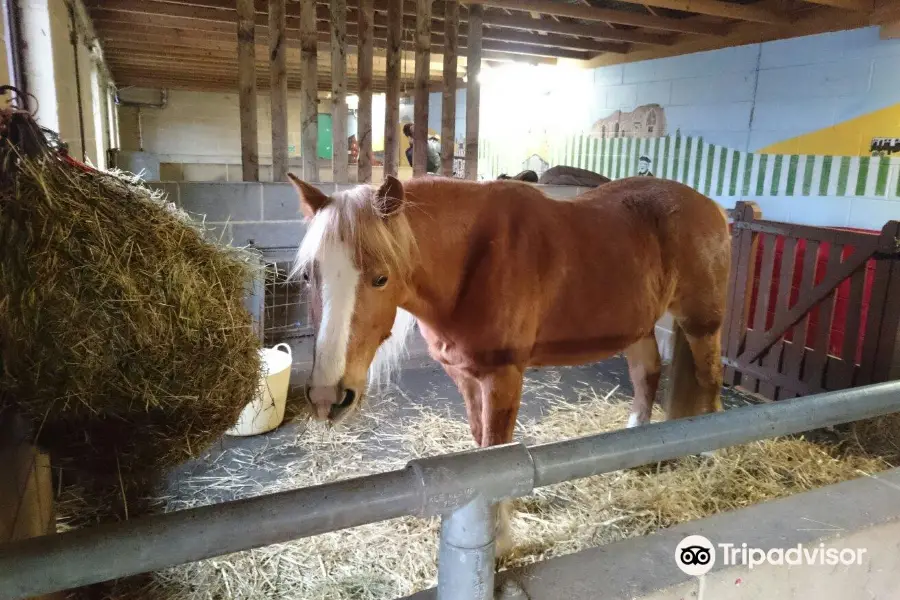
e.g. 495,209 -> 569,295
302,271 -> 310,283
372,275 -> 388,288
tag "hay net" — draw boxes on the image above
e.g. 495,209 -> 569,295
0,101 -> 262,485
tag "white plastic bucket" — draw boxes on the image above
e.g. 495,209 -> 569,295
226,343 -> 293,437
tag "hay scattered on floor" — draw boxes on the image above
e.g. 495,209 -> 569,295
842,413 -> 900,465
105,379 -> 888,600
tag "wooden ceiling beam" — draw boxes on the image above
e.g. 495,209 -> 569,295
800,0 -> 874,10
106,53 -> 444,82
587,5 -> 870,68
482,13 -> 675,46
93,18 -> 588,60
106,62 -> 409,84
481,40 -> 590,59
608,0 -> 791,24
482,29 -> 629,53
120,0 -> 455,20
458,0 -> 730,36
92,9 -> 592,60
92,2 -> 603,55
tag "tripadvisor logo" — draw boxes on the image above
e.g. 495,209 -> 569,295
675,535 -> 715,576
675,535 -> 868,576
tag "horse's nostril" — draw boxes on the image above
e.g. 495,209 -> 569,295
339,388 -> 356,408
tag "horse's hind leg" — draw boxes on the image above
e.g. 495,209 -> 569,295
665,321 -> 723,420
625,333 -> 661,427
685,329 -> 724,414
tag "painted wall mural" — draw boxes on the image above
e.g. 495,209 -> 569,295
474,27 -> 900,230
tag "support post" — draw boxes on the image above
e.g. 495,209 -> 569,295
412,0 -> 433,177
236,0 -> 259,182
269,0 -> 289,182
0,414 -> 59,600
437,497 -> 495,600
17,0 -> 59,131
465,4 -> 482,181
300,0 -> 319,181
357,0 -> 374,183
383,0 -> 402,178
440,1 -> 459,178
331,0 -> 349,184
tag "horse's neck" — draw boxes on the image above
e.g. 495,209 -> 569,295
400,189 -> 478,328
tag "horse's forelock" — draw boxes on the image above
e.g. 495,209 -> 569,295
291,183 -> 416,281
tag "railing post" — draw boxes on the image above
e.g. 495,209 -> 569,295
243,248 -> 265,343
437,496 -> 495,600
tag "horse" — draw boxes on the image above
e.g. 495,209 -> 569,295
289,173 -> 731,552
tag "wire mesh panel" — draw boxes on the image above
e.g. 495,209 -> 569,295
259,247 -> 313,346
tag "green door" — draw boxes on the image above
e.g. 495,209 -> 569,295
317,114 -> 333,160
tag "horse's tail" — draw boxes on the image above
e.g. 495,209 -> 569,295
663,322 -> 702,419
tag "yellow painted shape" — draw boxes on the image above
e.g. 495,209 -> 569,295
759,102 -> 900,156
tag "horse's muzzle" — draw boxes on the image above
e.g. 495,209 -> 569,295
306,384 -> 357,422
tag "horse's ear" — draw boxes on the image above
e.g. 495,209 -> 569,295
374,175 -> 405,218
288,172 -> 329,219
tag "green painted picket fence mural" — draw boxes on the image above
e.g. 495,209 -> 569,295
478,132 -> 900,200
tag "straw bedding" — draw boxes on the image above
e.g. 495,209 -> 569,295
90,379 -> 889,600
0,108 -> 261,501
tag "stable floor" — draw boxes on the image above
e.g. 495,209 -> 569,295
165,343 -> 757,507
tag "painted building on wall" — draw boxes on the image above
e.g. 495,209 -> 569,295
476,27 -> 900,231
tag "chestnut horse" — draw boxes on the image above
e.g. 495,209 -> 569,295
290,174 -> 731,550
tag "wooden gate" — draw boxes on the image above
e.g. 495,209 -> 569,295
722,201 -> 900,401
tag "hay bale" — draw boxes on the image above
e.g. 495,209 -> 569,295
0,109 -> 261,491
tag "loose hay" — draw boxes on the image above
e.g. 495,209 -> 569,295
106,380 -> 889,600
0,108 -> 261,501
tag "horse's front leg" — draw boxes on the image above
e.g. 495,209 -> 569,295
443,364 -> 484,445
477,365 -> 525,557
478,365 -> 524,447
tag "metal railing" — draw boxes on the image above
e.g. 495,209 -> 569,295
1,382 -> 900,600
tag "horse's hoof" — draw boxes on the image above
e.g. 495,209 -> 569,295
496,579 -> 530,600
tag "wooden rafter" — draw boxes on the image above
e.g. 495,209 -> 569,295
587,6 -> 874,68
610,0 -> 791,24
458,0 -> 730,35
482,13 -> 675,46
88,0 -> 594,58
801,0 -> 874,10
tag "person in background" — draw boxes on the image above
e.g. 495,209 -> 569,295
403,122 -> 441,174
637,155 -> 654,177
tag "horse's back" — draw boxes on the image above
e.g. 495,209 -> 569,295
573,177 -> 727,230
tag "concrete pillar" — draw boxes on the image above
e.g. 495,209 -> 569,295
18,0 -> 59,132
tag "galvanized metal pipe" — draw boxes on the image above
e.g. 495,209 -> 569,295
437,496 -> 496,600
0,468 -> 421,600
530,381 -> 900,487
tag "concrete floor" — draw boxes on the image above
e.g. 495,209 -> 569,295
165,337 -> 758,506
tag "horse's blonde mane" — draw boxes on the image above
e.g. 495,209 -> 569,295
291,183 -> 418,389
